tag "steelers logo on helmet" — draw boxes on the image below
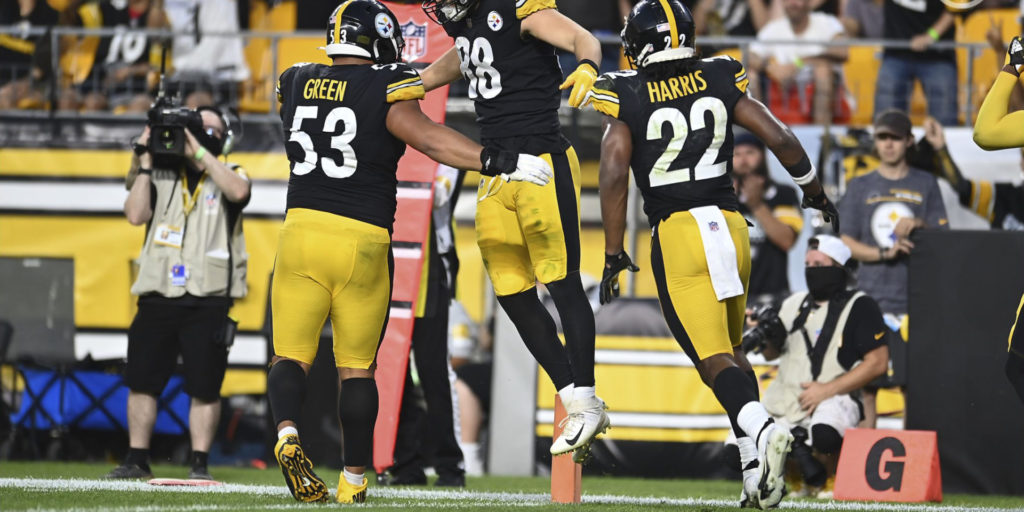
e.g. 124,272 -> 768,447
375,12 -> 394,38
322,0 -> 404,65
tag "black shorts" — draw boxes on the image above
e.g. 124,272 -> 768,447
126,299 -> 231,402
455,362 -> 492,414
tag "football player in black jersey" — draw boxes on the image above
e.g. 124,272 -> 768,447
268,0 -> 552,504
593,1 -> 838,509
418,0 -> 610,458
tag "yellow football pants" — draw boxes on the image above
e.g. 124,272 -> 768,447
475,147 -> 581,296
651,209 -> 751,362
271,208 -> 392,368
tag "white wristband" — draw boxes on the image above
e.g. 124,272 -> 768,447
792,165 -> 816,185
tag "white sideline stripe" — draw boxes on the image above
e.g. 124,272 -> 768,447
536,409 -> 732,429
392,247 -> 423,259
595,349 -> 776,367
0,478 -> 1011,512
75,332 -> 267,366
390,307 -> 413,319
0,180 -> 289,217
396,187 -> 431,200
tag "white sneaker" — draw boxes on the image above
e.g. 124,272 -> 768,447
755,422 -> 794,510
550,396 -> 610,455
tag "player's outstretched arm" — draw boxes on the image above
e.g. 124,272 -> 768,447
420,47 -> 464,92
976,37 -> 1024,149
521,9 -> 602,108
386,99 -> 552,185
598,117 -> 639,304
734,95 -> 839,233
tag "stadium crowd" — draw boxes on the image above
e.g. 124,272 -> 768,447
0,0 -> 1022,121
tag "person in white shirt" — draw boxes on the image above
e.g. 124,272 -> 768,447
748,0 -> 847,124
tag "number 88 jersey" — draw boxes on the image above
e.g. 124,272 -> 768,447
277,62 -> 425,230
590,56 -> 750,227
442,0 -> 562,141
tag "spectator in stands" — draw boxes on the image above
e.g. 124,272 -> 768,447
926,113 -> 1024,230
872,0 -> 957,125
693,0 -> 771,41
748,0 -> 847,124
747,235 -> 889,497
732,131 -> 804,305
838,109 -> 948,321
0,0 -> 58,109
107,107 -> 250,481
556,0 -> 631,76
163,0 -> 249,108
64,0 -> 168,112
839,0 -> 882,39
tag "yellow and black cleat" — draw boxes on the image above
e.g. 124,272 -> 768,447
336,474 -> 368,504
274,434 -> 329,503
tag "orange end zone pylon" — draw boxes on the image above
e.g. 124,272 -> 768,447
551,395 -> 582,504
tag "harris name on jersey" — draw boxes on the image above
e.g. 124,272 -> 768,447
645,70 -> 707,103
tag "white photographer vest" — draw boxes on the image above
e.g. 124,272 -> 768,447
763,291 -> 865,423
131,167 -> 248,299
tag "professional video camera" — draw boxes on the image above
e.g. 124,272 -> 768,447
740,305 -> 787,354
146,46 -> 202,169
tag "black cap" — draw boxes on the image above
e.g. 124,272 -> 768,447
873,109 -> 912,138
734,131 -> 764,150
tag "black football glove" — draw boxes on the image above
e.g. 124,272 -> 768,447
600,251 -> 639,305
801,189 -> 840,234
1007,36 -> 1024,76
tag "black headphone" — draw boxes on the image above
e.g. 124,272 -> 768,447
196,105 -> 235,156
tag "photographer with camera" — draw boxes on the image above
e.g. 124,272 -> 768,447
107,105 -> 250,481
741,235 -> 888,496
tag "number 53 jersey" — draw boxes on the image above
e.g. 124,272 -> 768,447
277,62 -> 426,230
590,57 -> 750,227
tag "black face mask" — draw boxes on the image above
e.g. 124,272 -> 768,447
194,127 -> 224,157
805,266 -> 847,301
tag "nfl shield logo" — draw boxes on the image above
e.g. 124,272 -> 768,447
401,21 -> 427,62
205,193 -> 217,208
709,221 -> 719,232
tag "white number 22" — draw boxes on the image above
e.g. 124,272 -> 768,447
646,97 -> 728,187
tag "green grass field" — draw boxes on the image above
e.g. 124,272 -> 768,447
0,462 -> 1021,511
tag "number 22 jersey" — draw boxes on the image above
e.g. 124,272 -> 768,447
590,56 -> 750,226
277,62 -> 425,230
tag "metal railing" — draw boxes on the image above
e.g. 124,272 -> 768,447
0,25 -> 1001,125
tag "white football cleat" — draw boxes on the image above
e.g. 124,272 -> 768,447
739,459 -> 761,508
550,396 -> 610,455
755,421 -> 793,510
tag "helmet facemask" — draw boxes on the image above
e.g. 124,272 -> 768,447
422,0 -> 475,24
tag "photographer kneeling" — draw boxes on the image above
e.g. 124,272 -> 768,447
743,235 -> 889,496
107,106 -> 250,480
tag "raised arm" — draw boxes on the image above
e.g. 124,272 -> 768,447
974,39 -> 1024,150
521,8 -> 602,107
419,47 -> 464,92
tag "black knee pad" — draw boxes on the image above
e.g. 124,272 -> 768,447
339,377 -> 378,467
811,424 -> 843,455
